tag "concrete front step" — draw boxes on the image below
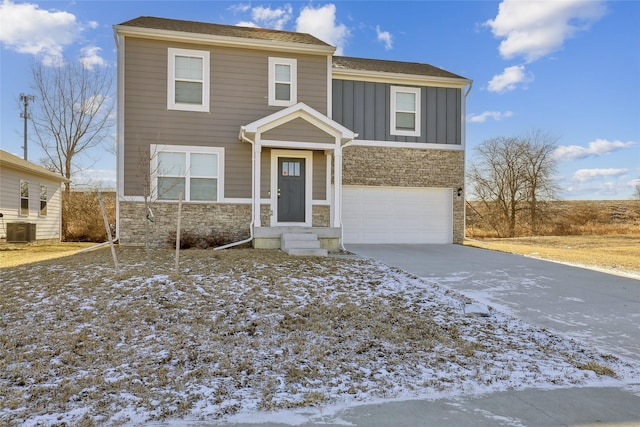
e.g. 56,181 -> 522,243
281,233 -> 327,256
286,248 -> 328,257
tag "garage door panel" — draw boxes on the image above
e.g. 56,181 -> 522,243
343,186 -> 452,244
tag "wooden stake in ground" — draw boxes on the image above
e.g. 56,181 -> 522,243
98,191 -> 119,271
175,191 -> 183,274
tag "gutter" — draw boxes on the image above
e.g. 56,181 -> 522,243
214,127 -> 255,250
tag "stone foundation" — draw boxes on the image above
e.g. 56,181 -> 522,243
118,201 -> 252,246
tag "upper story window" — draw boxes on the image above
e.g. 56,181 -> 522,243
20,180 -> 29,215
390,86 -> 421,137
168,48 -> 210,112
269,57 -> 297,107
40,184 -> 47,216
152,145 -> 223,202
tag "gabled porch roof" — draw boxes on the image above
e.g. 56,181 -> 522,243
240,102 -> 357,149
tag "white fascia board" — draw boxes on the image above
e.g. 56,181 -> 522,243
332,68 -> 471,89
113,25 -> 336,56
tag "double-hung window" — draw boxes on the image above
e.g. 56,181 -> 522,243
153,145 -> 223,202
268,57 -> 297,106
40,185 -> 47,216
20,180 -> 29,215
391,86 -> 421,137
168,48 -> 210,112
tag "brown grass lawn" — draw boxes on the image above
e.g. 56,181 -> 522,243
465,234 -> 640,277
2,247 -> 635,426
0,242 -> 97,268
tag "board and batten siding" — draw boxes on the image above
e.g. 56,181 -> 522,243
332,79 -> 462,145
122,37 -> 329,199
0,166 -> 63,241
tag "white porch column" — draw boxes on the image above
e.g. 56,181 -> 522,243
333,144 -> 343,228
253,142 -> 262,227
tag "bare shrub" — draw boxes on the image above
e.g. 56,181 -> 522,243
167,229 -> 248,249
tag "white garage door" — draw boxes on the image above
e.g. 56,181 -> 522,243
342,186 -> 453,244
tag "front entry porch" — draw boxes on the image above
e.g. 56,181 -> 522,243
253,226 -> 341,251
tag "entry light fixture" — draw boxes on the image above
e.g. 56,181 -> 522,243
457,187 -> 463,197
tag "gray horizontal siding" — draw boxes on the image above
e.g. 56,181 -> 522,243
122,37 -> 328,198
332,80 -> 462,145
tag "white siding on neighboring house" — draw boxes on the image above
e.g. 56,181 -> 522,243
0,150 -> 66,242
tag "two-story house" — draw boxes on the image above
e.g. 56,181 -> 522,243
113,16 -> 471,251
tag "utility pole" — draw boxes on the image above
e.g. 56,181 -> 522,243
20,93 -> 35,161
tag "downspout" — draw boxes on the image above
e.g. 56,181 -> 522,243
214,127 -> 255,250
462,80 -> 473,242
338,137 -> 357,252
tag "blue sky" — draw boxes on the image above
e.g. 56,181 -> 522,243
1,0 -> 639,200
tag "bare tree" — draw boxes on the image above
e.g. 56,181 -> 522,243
468,130 -> 559,237
520,129 -> 560,233
633,178 -> 640,201
29,60 -> 114,193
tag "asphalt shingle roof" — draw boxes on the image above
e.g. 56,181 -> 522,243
333,56 -> 468,81
117,16 -> 331,47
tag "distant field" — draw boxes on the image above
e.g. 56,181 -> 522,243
466,200 -> 640,238
465,234 -> 640,278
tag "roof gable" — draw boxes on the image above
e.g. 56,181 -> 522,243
242,103 -> 356,142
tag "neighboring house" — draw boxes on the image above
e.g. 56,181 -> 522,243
0,149 -> 68,243
113,16 -> 471,250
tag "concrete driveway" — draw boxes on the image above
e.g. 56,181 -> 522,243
213,244 -> 640,427
347,244 -> 640,362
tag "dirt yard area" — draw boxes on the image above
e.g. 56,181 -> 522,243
465,234 -> 640,278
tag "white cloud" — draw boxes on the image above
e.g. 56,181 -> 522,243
87,20 -> 99,30
554,139 -> 637,161
485,0 -> 606,63
572,168 -> 629,183
467,110 -> 513,123
228,3 -> 251,14
251,4 -> 292,30
487,65 -> 533,93
79,46 -> 106,70
236,21 -> 258,28
0,0 -> 80,66
376,25 -> 393,50
295,4 -> 349,55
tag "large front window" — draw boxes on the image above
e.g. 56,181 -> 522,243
391,86 -> 421,137
168,48 -> 210,112
269,57 -> 297,106
153,145 -> 223,202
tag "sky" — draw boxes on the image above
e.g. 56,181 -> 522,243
1,0 -> 639,200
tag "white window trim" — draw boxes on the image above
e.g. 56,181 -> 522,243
151,144 -> 224,202
268,57 -> 297,107
390,86 -> 421,137
167,48 -> 210,112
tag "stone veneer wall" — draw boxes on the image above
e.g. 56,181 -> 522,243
119,201 -> 251,246
342,146 -> 465,243
312,205 -> 330,227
